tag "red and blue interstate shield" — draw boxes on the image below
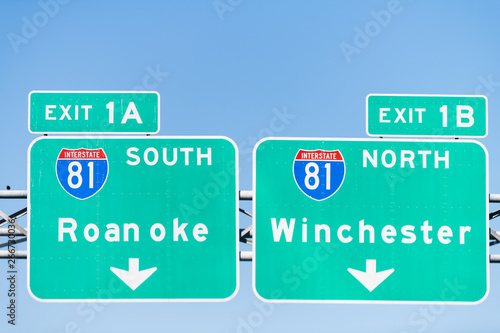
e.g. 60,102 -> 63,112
293,149 -> 345,201
56,148 -> 109,200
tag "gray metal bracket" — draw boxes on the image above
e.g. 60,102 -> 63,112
2,190 -> 500,263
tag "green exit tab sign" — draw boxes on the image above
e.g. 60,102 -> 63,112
366,94 -> 487,138
29,91 -> 160,134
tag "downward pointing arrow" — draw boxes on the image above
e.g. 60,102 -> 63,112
347,259 -> 394,292
110,258 -> 157,291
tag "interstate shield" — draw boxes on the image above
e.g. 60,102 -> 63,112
293,149 -> 345,201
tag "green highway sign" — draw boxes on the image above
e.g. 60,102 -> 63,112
253,138 -> 488,304
366,94 -> 487,138
29,91 -> 160,134
28,136 -> 238,302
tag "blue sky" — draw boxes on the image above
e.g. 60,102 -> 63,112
2,0 -> 500,332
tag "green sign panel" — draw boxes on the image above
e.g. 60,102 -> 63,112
29,91 -> 160,134
28,136 -> 238,301
254,138 -> 488,303
366,94 -> 487,137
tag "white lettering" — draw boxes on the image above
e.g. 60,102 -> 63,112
415,108 -> 425,123
58,217 -> 77,242
163,148 -> 177,166
82,105 -> 91,120
337,225 -> 352,243
359,219 -> 374,243
45,105 -> 56,120
126,147 -> 140,166
460,226 -> 471,244
381,225 -> 396,243
434,151 -> 449,169
123,223 -> 139,242
363,150 -> 377,168
84,224 -> 99,242
197,148 -> 212,166
105,223 -> 120,242
144,147 -> 159,166
457,105 -> 474,128
401,225 -> 416,244
438,226 -> 453,244
60,105 -> 71,120
418,150 -> 431,168
121,102 -> 143,124
173,218 -> 188,241
381,150 -> 396,168
379,108 -> 390,123
271,218 -> 295,242
315,224 -> 330,243
421,220 -> 433,244
400,150 -> 415,168
363,149 -> 449,169
180,148 -> 193,165
395,108 -> 406,123
193,223 -> 208,242
150,223 -> 166,242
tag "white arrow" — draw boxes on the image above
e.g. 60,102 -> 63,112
110,258 -> 157,291
347,259 -> 394,292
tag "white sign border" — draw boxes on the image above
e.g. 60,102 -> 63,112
252,136 -> 490,305
27,135 -> 240,303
